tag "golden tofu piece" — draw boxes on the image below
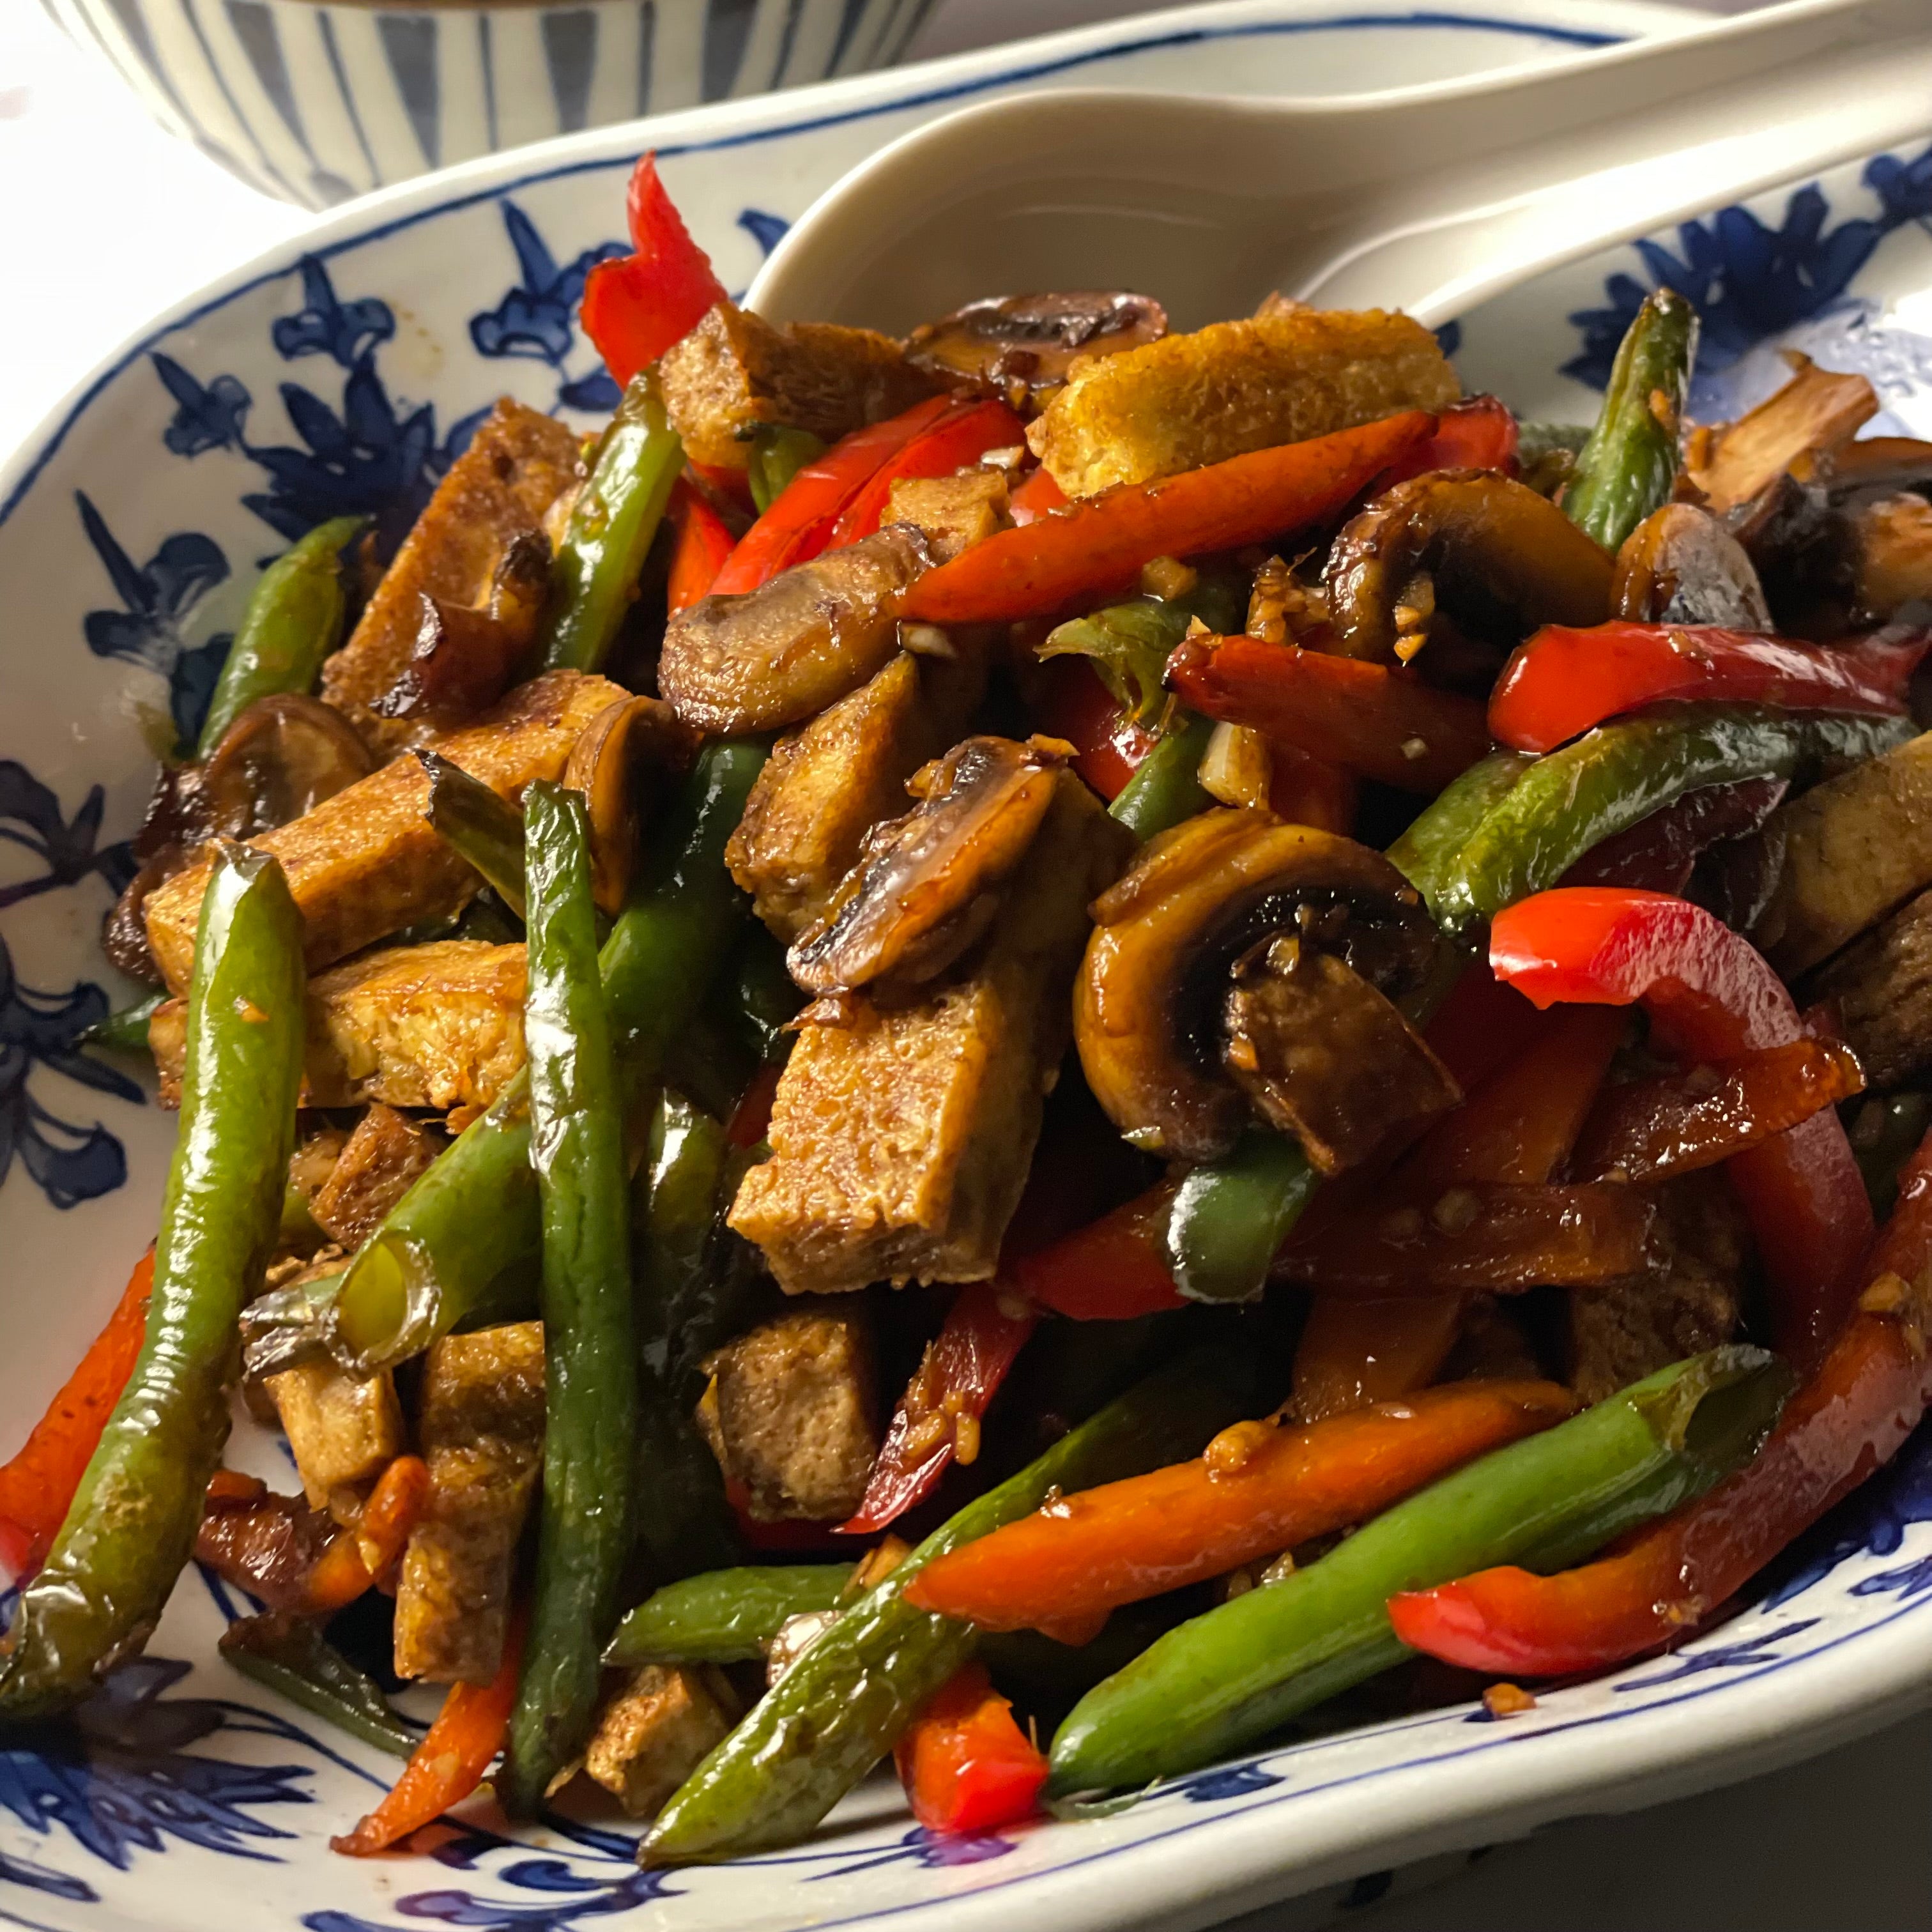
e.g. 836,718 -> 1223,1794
584,1666 -> 738,1818
1027,307 -> 1460,496
394,1322 -> 546,1683
726,652 -> 985,943
150,941 -> 525,1112
730,771 -> 1130,1292
1752,731 -> 1932,976
885,469 -> 1012,562
265,1360 -> 405,1511
659,302 -> 937,471
321,400 -> 582,710
699,1303 -> 878,1521
309,1103 -> 445,1247
143,671 -> 623,992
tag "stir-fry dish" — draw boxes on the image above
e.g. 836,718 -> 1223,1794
10,153 -> 1932,1862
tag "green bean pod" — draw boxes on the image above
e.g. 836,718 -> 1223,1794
197,516 -> 364,755
643,1347 -> 1253,1866
1049,1346 -> 1792,1793
608,1565 -> 854,1666
1561,289 -> 1698,554
747,425 -> 828,513
1110,712 -> 1216,843
1432,704 -> 1915,941
0,845 -> 303,1718
318,740 -> 766,1376
79,989 -> 165,1057
220,1614 -> 416,1758
418,749 -> 528,916
1162,1128 -> 1318,1305
542,372 -> 684,674
502,783 -> 639,1815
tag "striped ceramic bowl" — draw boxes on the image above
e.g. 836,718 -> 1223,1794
36,0 -> 939,206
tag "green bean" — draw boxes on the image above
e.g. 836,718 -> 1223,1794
729,924 -> 804,1062
502,783 -> 638,1815
0,845 -> 303,1719
1110,712 -> 1216,842
79,989 -> 164,1057
1049,1346 -> 1793,1792
197,516 -> 364,755
318,741 -> 765,1376
1162,1128 -> 1319,1305
418,750 -> 528,916
220,1613 -> 415,1759
1562,289 -> 1698,554
543,372 -> 684,674
747,426 -> 828,514
1432,704 -> 1915,942
643,1346 -> 1253,1866
608,1566 -> 854,1666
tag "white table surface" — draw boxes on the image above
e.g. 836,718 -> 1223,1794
4,0 -> 1928,1926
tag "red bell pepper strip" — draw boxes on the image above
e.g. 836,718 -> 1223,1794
726,1062 -> 783,1151
707,395 -> 958,596
893,1660 -> 1049,1834
827,398 -> 1027,549
1388,1126 -> 1932,1677
579,154 -> 729,390
334,1611 -> 526,1854
1009,1187 -> 1186,1321
1384,394 -> 1519,486
1491,887 -> 1874,1366
905,1379 -> 1574,1637
843,1284 -> 1038,1535
0,1248 -> 153,1578
901,411 -> 1436,625
1009,466 -> 1068,525
1559,774 -> 1788,894
1491,622 -> 1929,755
1031,656 -> 1156,801
1165,631 -> 1491,794
666,479 -> 738,615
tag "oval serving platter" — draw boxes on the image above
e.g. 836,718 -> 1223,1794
7,3 -> 1932,1929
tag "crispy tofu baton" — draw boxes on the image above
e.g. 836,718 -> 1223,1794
321,399 -> 582,711
730,769 -> 1130,1293
585,1666 -> 739,1819
142,672 -> 622,992
1028,307 -> 1460,496
394,1322 -> 546,1684
659,301 -> 937,471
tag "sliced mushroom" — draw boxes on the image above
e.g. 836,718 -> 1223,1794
1324,470 -> 1614,665
1611,503 -> 1772,629
1077,809 -> 1457,1169
1683,353 -> 1879,527
562,694 -> 691,914
904,292 -> 1168,416
1816,434 -> 1932,503
103,694 -> 374,981
658,525 -> 937,735
788,735 -> 1067,997
1844,493 -> 1932,624
372,531 -> 552,721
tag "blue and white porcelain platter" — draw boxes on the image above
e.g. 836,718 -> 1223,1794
8,3 -> 1932,1927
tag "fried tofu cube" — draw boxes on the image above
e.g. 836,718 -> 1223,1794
150,941 -> 526,1112
309,1103 -> 446,1248
659,302 -> 938,470
265,1361 -> 405,1511
143,671 -> 624,992
1027,307 -> 1460,496
726,652 -> 986,942
394,1322 -> 546,1683
698,1303 -> 878,1521
730,771 -> 1130,1293
321,400 -> 583,712
885,470 -> 1011,562
584,1666 -> 738,1818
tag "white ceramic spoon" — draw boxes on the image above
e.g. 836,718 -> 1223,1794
747,0 -> 1932,334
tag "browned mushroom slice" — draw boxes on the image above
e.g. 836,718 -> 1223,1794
658,525 -> 936,735
1077,809 -> 1453,1166
788,735 -> 1067,997
372,531 -> 553,722
561,694 -> 691,914
903,292 -> 1168,415
1816,434 -> 1932,501
1683,353 -> 1879,524
1611,502 -> 1772,629
1324,470 -> 1614,664
1844,493 -> 1932,624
